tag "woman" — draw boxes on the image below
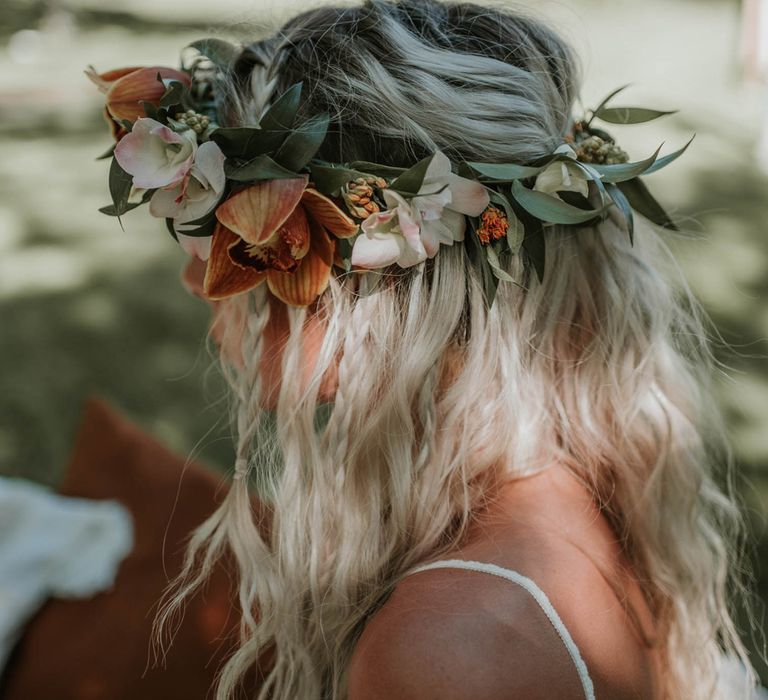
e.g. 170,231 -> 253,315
95,0 -> 760,697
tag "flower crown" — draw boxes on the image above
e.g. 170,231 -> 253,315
88,38 -> 691,307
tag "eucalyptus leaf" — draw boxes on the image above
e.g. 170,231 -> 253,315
557,190 -> 599,211
388,154 -> 435,196
617,178 -> 677,230
225,154 -> 301,182
99,201 -> 143,217
511,180 -> 606,225
589,145 -> 662,183
589,84 -> 631,122
488,189 -> 524,254
522,221 -> 546,283
108,156 -> 135,219
141,100 -> 160,120
466,161 -> 544,182
606,182 -> 635,245
165,217 -> 178,242
594,106 -> 677,125
485,244 -> 516,283
99,188 -> 152,217
642,136 -> 695,175
336,238 -> 354,273
178,206 -> 221,228
175,213 -> 218,238
159,80 -> 187,109
273,112 -> 330,172
347,161 -> 405,179
96,143 -> 116,161
260,83 -> 302,132
310,164 -> 366,196
506,212 -> 525,255
210,126 -> 286,159
187,38 -> 240,72
571,161 -> 608,200
465,218 -> 500,306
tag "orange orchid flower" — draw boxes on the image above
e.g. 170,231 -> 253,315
86,65 -> 191,139
203,176 -> 359,307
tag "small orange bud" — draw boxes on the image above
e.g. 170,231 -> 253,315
476,206 -> 509,245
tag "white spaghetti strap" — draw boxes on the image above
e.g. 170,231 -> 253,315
405,558 -> 596,700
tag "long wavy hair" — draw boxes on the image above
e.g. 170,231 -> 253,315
156,1 -> 757,698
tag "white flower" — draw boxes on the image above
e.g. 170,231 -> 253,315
149,141 -> 226,261
351,151 -> 490,269
534,146 -> 590,198
114,117 -> 198,190
351,190 -> 428,268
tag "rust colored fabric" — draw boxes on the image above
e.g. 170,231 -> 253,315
1,397 -> 241,700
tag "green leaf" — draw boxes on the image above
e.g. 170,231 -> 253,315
165,217 -> 178,242
310,164 -> 366,196
388,154 -> 435,196
347,161 -> 405,179
187,38 -> 240,72
465,218 -> 500,306
99,189 -> 152,217
617,178 -> 677,230
643,136 -> 695,175
511,180 -> 606,225
273,112 -> 330,172
466,162 -> 544,182
522,220 -> 546,283
488,189 -> 524,254
571,161 -> 608,200
108,157 -> 135,219
336,237 -> 354,273
260,83 -> 302,132
158,79 -> 187,109
225,154 -> 301,182
589,145 -> 662,183
594,106 -> 677,125
589,84 -> 631,121
485,244 -> 516,283
96,143 -> 116,161
99,201 -> 138,216
175,215 -> 217,238
210,126 -> 286,159
605,182 -> 635,245
141,100 -> 160,120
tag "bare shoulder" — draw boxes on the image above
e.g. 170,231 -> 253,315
346,563 -> 588,700
347,468 -> 661,699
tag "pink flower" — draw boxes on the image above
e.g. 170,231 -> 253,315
114,117 -> 197,190
351,190 -> 427,268
149,141 -> 227,260
351,151 -> 489,269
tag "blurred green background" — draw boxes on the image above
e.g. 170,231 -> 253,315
0,0 -> 766,682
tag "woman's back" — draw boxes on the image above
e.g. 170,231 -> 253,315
348,466 -> 662,699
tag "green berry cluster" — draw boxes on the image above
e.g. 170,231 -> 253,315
574,135 -> 629,165
175,109 -> 211,134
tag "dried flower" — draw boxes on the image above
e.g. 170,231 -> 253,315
342,176 -> 387,219
476,206 -> 509,245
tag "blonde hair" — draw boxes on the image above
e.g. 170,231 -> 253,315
156,1 -> 757,698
